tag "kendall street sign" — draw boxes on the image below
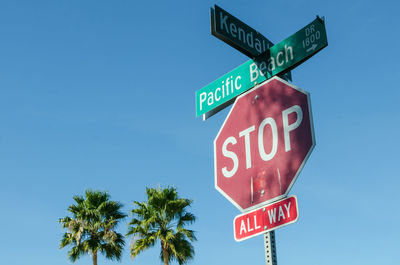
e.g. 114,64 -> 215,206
196,16 -> 327,118
211,5 -> 274,58
233,196 -> 298,242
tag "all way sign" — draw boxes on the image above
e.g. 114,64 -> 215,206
196,16 -> 327,118
233,196 -> 298,242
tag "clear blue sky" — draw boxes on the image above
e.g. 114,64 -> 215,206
1,0 -> 399,265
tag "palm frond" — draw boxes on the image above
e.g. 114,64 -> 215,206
67,244 -> 85,262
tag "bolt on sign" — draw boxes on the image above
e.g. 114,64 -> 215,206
214,77 -> 315,212
195,16 -> 327,118
233,196 -> 298,241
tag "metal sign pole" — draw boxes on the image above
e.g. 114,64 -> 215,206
264,231 -> 277,265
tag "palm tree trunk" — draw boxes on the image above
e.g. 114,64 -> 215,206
92,251 -> 98,265
162,243 -> 169,265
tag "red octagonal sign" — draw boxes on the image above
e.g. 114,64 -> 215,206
214,76 -> 315,212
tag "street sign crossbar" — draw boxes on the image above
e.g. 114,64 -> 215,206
196,16 -> 327,118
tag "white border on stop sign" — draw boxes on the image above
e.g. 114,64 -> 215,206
213,76 -> 316,213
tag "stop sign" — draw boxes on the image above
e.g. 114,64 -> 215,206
214,76 -> 315,212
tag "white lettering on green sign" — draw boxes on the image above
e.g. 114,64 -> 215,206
218,11 -> 270,54
198,75 -> 243,112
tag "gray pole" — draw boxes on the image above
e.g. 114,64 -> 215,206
264,231 -> 277,265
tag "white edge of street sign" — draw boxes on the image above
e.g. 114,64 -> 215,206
214,76 -> 316,213
233,195 -> 299,242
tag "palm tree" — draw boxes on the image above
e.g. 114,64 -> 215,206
59,189 -> 127,265
127,186 -> 197,265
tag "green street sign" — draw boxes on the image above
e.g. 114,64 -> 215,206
196,16 -> 327,118
211,5 -> 273,58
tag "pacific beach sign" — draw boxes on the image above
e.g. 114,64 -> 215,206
195,16 -> 327,118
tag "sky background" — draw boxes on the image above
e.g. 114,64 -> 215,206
0,0 -> 399,265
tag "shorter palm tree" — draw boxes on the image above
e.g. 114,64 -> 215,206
59,189 -> 127,265
127,186 -> 197,265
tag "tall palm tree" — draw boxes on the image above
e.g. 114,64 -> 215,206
127,186 -> 196,265
59,189 -> 127,265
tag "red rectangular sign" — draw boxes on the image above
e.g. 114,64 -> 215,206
233,195 -> 298,241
